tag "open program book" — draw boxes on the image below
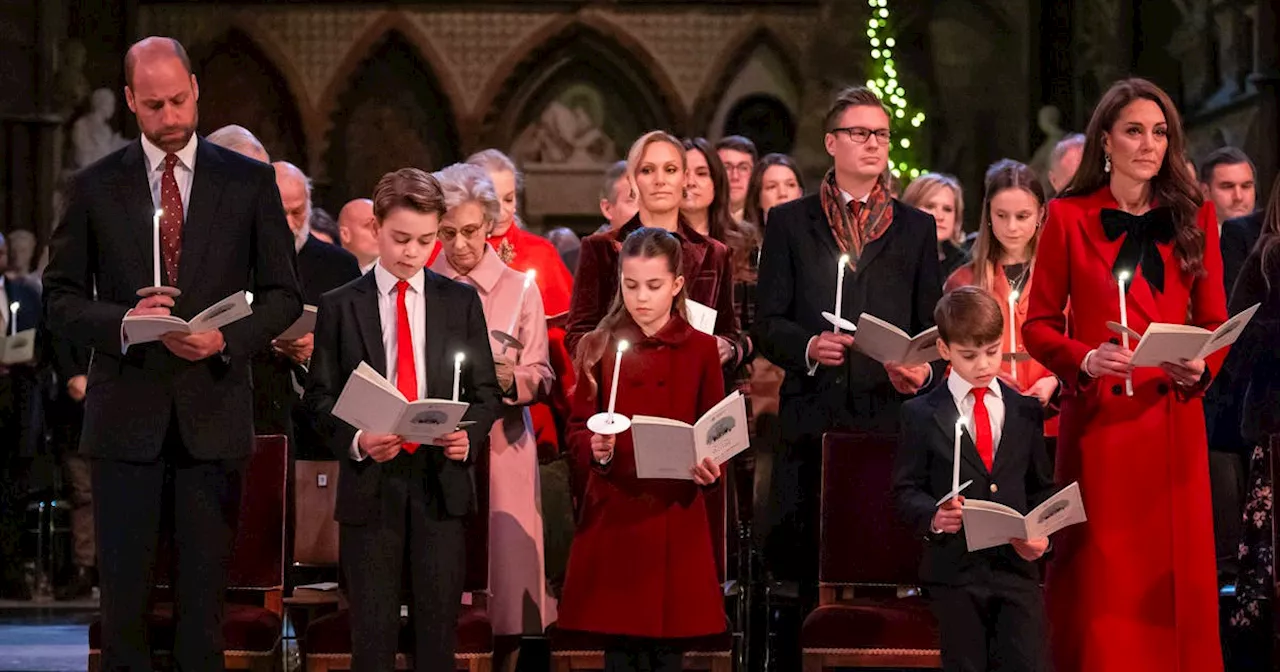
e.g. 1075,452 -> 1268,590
962,482 -> 1087,552
631,391 -> 750,480
123,291 -> 252,345
331,361 -> 469,443
1116,303 -> 1260,367
0,329 -> 35,365
853,313 -> 941,366
277,305 -> 318,340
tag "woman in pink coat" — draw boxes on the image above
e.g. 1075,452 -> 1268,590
430,164 -> 557,655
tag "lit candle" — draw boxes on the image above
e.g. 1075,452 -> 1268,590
1007,290 -> 1019,384
833,254 -> 850,333
153,209 -> 163,287
505,269 -> 536,336
452,352 -> 465,402
1118,270 -> 1133,397
8,302 -> 18,337
606,340 -> 630,421
952,417 -> 965,495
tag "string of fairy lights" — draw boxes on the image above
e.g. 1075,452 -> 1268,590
863,0 -> 927,180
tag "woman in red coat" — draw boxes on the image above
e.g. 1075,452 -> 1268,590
1022,78 -> 1227,672
559,227 -> 726,671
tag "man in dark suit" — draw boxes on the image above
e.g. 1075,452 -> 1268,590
753,86 -> 942,599
304,168 -> 501,672
892,287 -> 1055,671
43,37 -> 301,670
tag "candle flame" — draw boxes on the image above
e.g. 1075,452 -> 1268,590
9,302 -> 17,314
526,269 -> 537,281
1117,270 -> 1130,282
455,352 -> 465,363
617,340 -> 630,352
1009,290 -> 1019,301
956,417 -> 966,429
155,209 -> 163,218
839,254 -> 850,265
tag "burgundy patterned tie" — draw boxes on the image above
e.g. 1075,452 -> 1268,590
160,154 -> 184,285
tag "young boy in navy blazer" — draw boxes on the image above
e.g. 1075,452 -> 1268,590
304,168 -> 502,672
892,286 -> 1056,672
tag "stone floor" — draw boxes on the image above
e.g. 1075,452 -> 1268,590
0,603 -> 94,672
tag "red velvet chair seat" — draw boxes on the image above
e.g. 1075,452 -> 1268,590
89,603 -> 283,654
304,605 -> 493,656
800,597 -> 939,652
548,626 -> 732,653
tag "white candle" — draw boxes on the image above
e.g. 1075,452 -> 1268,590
452,352 -> 465,402
952,417 -> 965,495
1007,290 -> 1019,384
8,302 -> 18,337
606,340 -> 630,421
833,254 -> 850,333
153,209 -> 163,287
1118,271 -> 1133,397
506,269 -> 536,336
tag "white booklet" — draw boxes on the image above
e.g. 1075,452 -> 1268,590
962,481 -> 1087,552
0,329 -> 35,365
277,305 -> 318,340
1123,303 -> 1260,367
853,313 -> 941,366
685,299 -> 717,336
123,291 -> 252,345
630,391 -> 750,480
331,361 -> 469,443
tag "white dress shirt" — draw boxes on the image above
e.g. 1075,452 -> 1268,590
946,370 -> 1005,459
351,263 -> 429,460
140,133 -> 197,215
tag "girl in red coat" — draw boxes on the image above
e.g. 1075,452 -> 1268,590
559,227 -> 726,672
1023,78 -> 1227,672
945,159 -> 1059,435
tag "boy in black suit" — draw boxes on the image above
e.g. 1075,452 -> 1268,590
892,286 -> 1056,672
304,168 -> 502,672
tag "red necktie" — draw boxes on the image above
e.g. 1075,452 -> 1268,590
395,280 -> 418,454
970,387 -> 994,471
159,154 -> 184,285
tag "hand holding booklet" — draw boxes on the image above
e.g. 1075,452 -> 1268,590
331,361 -> 469,443
961,481 -> 1087,552
123,291 -> 252,345
1111,303 -> 1260,367
630,391 -> 750,480
853,313 -> 941,366
277,305 -> 318,340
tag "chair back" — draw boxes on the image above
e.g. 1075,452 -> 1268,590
293,460 -> 340,567
228,434 -> 288,591
819,431 -> 922,586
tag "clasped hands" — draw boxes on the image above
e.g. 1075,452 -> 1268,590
1086,342 -> 1205,388
359,430 -> 470,463
932,496 -> 1048,561
129,295 -> 224,361
591,433 -> 721,485
807,331 -> 930,394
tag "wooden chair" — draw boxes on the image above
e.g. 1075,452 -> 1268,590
800,431 -> 941,671
549,478 -> 733,672
88,434 -> 290,671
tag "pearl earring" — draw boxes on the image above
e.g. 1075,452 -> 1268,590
1104,154 -> 1112,173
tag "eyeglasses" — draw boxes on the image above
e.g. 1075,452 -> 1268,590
723,162 -> 753,176
437,224 -> 487,242
830,127 -> 891,144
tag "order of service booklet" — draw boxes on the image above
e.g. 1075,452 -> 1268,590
331,361 -> 469,443
0,329 -> 35,365
1120,303 -> 1260,367
123,291 -> 253,345
277,305 -> 319,341
853,313 -> 942,366
961,481 -> 1087,552
630,391 -> 750,480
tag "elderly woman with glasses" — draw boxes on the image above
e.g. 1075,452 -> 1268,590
428,163 -> 557,649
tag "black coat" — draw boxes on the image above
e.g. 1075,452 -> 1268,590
1225,240 -> 1280,444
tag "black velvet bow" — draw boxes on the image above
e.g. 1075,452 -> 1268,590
1100,207 -> 1175,293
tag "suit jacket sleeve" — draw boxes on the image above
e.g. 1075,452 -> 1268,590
43,172 -> 132,354
1024,199 -> 1094,386
565,238 -> 604,356
461,289 -> 502,463
302,291 -> 355,460
752,211 -> 813,372
892,402 -> 940,537
221,167 -> 303,358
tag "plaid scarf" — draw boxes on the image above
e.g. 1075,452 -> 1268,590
819,169 -> 895,271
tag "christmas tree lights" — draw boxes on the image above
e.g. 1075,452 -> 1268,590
864,0 -> 927,179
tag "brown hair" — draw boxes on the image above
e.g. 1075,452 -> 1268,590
901,173 -> 966,245
372,168 -> 446,222
934,286 -> 1005,346
824,86 -> 890,133
964,160 -> 1047,292
1060,78 -> 1206,276
1197,146 -> 1255,185
714,135 -> 758,161
744,153 -> 805,229
572,228 -> 688,400
684,137 -> 755,281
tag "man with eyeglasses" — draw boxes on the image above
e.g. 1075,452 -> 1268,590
716,135 -> 758,223
752,86 -> 943,640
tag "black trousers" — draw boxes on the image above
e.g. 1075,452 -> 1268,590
928,576 -> 1049,672
341,456 -> 466,672
93,421 -> 245,672
603,637 -> 684,672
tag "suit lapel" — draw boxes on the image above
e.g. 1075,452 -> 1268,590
352,274 -> 386,376
930,388 -> 989,475
807,197 -> 842,259
423,271 -> 448,401
990,384 -> 1020,478
178,139 -> 225,293
117,142 -> 157,288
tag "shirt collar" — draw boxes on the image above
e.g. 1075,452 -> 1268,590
140,132 -> 198,175
374,261 -> 424,298
360,259 -> 379,275
839,189 -> 871,206
428,244 -> 505,293
947,369 -> 1002,408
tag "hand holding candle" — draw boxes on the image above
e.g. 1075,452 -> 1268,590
452,352 -> 465,402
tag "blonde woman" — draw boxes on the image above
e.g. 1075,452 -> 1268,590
902,172 -> 968,279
